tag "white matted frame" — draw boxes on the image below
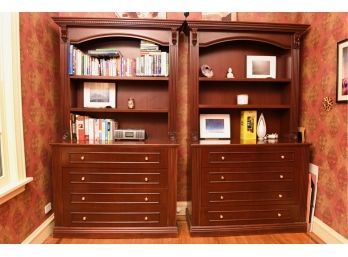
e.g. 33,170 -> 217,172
200,114 -> 230,139
246,55 -> 276,78
336,39 -> 348,102
83,82 -> 116,108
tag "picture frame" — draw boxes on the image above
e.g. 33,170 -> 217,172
83,82 -> 116,108
246,55 -> 276,79
200,114 -> 230,139
336,39 -> 348,103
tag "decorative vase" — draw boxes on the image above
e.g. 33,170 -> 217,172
257,113 -> 267,139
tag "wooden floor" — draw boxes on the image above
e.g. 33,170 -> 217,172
45,221 -> 323,244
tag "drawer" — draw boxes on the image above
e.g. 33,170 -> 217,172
202,148 -> 295,167
206,166 -> 294,183
64,168 -> 167,189
201,206 -> 300,225
70,211 -> 162,227
67,191 -> 165,212
61,147 -> 167,168
205,190 -> 296,207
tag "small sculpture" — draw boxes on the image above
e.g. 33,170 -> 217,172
256,113 -> 267,140
200,64 -> 213,78
226,67 -> 234,78
127,98 -> 135,109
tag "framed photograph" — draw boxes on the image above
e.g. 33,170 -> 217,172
200,114 -> 230,139
337,39 -> 348,102
83,82 -> 116,108
246,56 -> 276,78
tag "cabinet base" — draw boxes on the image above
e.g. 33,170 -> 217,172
186,211 -> 308,237
53,225 -> 179,238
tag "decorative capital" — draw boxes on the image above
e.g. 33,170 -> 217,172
171,29 -> 177,45
61,25 -> 68,42
191,28 -> 197,46
293,33 -> 301,49
168,131 -> 177,142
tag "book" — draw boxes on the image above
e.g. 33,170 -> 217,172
240,110 -> 257,140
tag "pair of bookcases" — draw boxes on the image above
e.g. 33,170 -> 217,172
51,17 -> 310,238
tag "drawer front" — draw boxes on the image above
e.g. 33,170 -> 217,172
201,206 -> 300,226
67,190 -> 165,212
61,147 -> 167,168
205,190 -> 295,207
64,168 -> 167,189
70,212 -> 162,227
202,147 -> 295,167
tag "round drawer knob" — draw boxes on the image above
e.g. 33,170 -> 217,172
82,216 -> 87,221
144,177 -> 149,182
219,214 -> 224,219
80,155 -> 85,160
220,176 -> 225,180
220,195 -> 224,200
144,197 -> 149,202
81,196 -> 86,201
278,194 -> 283,198
221,156 -> 225,161
145,156 -> 149,161
279,175 -> 284,179
277,213 -> 282,217
144,216 -> 148,221
81,176 -> 85,181
280,155 -> 285,159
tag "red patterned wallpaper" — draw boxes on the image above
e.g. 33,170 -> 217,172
0,13 -> 60,243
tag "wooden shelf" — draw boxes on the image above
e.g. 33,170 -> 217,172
70,75 -> 169,81
199,78 -> 291,83
71,107 -> 169,113
199,104 -> 291,109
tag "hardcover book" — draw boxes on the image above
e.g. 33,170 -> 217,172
240,110 -> 257,140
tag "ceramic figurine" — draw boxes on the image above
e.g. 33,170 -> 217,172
257,113 -> 267,140
128,98 -> 135,109
226,67 -> 234,78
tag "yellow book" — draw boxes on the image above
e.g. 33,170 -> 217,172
240,110 -> 257,140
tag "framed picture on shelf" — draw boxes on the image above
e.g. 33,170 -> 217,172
200,114 -> 230,139
246,55 -> 276,78
83,82 -> 116,108
336,39 -> 348,102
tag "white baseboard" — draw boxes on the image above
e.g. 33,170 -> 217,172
312,216 -> 348,244
22,214 -> 54,244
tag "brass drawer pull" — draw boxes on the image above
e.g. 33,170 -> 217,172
81,176 -> 85,181
144,177 -> 149,182
144,197 -> 149,202
81,196 -> 85,201
280,155 -> 285,159
221,156 -> 225,161
219,214 -> 224,219
220,195 -> 224,200
145,156 -> 149,161
82,216 -> 87,221
277,213 -> 282,217
278,194 -> 283,198
220,176 -> 225,180
80,155 -> 85,160
279,174 -> 284,179
144,216 -> 148,221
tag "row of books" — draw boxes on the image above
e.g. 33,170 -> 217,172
70,114 -> 119,143
68,43 -> 169,77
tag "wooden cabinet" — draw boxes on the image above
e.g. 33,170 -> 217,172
51,18 -> 181,237
186,21 -> 311,236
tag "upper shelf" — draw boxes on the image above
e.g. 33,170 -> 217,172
199,78 -> 291,83
70,75 -> 169,81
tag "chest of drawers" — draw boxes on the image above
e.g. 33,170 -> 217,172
187,143 -> 310,236
51,143 -> 178,238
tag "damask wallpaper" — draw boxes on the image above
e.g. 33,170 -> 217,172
0,13 -> 60,243
0,12 -> 346,243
